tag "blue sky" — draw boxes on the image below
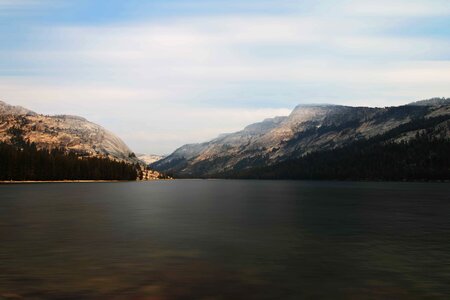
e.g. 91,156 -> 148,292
1,0 -> 450,154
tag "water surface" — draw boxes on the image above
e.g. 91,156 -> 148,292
1,180 -> 449,299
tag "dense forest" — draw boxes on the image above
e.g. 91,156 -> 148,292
221,117 -> 450,181
0,137 -> 139,181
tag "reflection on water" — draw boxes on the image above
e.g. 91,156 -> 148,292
0,180 -> 449,299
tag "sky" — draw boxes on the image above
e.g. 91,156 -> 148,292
1,0 -> 450,154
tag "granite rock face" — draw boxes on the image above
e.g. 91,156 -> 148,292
152,98 -> 450,177
0,100 -> 138,163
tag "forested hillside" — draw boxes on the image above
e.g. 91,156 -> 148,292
0,139 -> 139,181
223,116 -> 450,181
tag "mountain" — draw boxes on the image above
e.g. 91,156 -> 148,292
408,97 -> 450,107
0,100 -> 138,164
137,154 -> 165,165
226,115 -> 450,180
151,98 -> 450,178
0,100 -> 170,181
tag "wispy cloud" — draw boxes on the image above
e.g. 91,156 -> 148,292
22,15 -> 450,87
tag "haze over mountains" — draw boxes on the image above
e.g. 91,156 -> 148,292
152,98 -> 450,179
137,154 -> 166,165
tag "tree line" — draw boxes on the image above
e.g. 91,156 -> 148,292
0,139 -> 139,181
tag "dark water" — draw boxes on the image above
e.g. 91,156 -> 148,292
0,181 -> 450,299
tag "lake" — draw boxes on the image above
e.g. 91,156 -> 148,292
0,180 -> 449,299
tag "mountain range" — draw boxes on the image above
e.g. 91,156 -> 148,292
2,98 -> 449,181
151,98 -> 450,179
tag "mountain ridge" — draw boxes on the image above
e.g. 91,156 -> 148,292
152,98 -> 450,178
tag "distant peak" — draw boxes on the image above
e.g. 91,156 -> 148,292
408,98 -> 450,107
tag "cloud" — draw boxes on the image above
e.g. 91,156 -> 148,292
23,16 -> 448,92
21,14 -> 450,80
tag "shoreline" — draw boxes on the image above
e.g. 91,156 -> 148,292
1,178 -> 448,184
0,178 -> 171,184
0,180 -> 133,184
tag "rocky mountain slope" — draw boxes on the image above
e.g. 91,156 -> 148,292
152,98 -> 450,177
0,100 -> 152,165
227,114 -> 450,180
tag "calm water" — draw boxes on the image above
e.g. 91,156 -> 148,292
0,180 -> 450,299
